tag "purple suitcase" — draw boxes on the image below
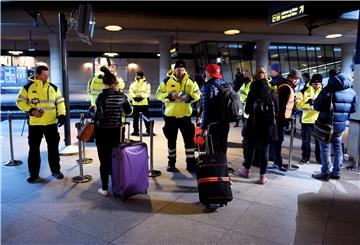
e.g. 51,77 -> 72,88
111,141 -> 149,200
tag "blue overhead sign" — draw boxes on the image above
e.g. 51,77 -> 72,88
268,3 -> 308,25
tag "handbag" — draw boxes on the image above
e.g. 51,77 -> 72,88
77,121 -> 95,142
312,89 -> 333,143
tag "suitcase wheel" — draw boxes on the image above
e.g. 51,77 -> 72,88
142,189 -> 148,194
206,204 -> 219,211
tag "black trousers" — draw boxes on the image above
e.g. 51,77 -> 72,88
244,140 -> 270,175
132,105 -> 150,133
28,124 -> 60,177
163,116 -> 195,166
96,127 -> 121,190
242,118 -> 260,166
301,123 -> 320,161
208,122 -> 230,161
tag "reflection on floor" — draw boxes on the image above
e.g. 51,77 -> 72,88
1,119 -> 360,244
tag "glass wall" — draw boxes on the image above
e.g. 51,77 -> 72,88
192,41 -> 343,85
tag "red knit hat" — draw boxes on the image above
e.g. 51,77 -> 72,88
205,64 -> 222,79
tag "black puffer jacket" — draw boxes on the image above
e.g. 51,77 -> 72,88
94,88 -> 132,128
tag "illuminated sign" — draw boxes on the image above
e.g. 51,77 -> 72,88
268,3 -> 307,25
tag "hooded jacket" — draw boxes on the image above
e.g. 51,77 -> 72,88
16,75 -> 66,126
314,74 -> 357,132
156,70 -> 200,118
200,77 -> 227,129
129,76 -> 151,106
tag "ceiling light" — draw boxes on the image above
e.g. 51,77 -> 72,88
104,52 -> 119,57
8,51 -> 23,55
83,62 -> 93,69
224,29 -> 240,35
128,63 -> 138,69
105,25 -> 122,32
157,53 -> 160,57
317,55 -> 322,58
326,34 -> 343,39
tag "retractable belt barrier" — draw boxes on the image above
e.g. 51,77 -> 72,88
283,117 -> 299,171
76,113 -> 93,165
72,114 -> 92,183
3,114 -> 23,166
139,112 -> 161,177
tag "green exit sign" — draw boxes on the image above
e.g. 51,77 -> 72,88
268,3 -> 307,25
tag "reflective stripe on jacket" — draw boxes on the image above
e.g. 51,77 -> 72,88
16,75 -> 66,126
156,70 -> 200,118
129,77 -> 151,106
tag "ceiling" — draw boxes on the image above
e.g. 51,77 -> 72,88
1,1 -> 359,54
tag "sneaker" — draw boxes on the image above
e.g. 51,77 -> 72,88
146,132 -> 156,136
299,159 -> 310,164
258,175 -> 268,185
131,132 -> 139,136
311,173 -> 330,181
52,172 -> 64,179
98,188 -> 109,196
238,167 -> 250,178
273,163 -> 287,172
27,175 -> 39,183
330,173 -> 340,180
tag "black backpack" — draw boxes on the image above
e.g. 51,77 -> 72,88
212,82 -> 242,123
253,96 -> 276,126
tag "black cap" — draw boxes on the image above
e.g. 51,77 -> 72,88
310,74 -> 323,84
174,60 -> 186,69
136,71 -> 144,78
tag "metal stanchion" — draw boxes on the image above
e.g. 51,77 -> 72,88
346,123 -> 360,172
72,122 -> 92,183
283,117 -> 299,171
139,112 -> 143,142
3,114 -> 23,166
76,113 -> 93,165
148,120 -> 161,177
21,115 -> 28,136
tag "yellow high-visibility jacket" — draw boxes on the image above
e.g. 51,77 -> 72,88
16,75 -> 66,126
156,70 -> 200,118
295,84 -> 322,124
87,71 -> 105,106
129,77 -> 151,106
88,72 -> 125,106
239,79 -> 253,119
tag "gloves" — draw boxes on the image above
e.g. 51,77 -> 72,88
306,99 -> 314,105
133,97 -> 144,102
57,115 -> 66,127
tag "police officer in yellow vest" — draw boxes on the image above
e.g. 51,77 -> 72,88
156,60 -> 201,172
16,66 -> 66,183
239,73 -> 253,162
109,64 -> 125,92
129,71 -> 153,136
88,65 -> 125,107
272,69 -> 301,171
295,74 -> 323,164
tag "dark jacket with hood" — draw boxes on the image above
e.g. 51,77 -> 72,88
314,74 -> 357,133
200,77 -> 227,130
245,78 -> 279,142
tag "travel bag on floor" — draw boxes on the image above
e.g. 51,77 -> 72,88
196,126 -> 232,209
111,121 -> 149,200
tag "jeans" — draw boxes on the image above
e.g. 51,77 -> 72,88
244,140 -> 270,175
320,132 -> 343,176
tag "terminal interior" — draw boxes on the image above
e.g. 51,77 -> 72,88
1,1 -> 360,244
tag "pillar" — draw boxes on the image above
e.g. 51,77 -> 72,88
47,33 -> 63,90
341,43 -> 355,79
347,11 -> 360,164
159,35 -> 172,82
255,40 -> 270,69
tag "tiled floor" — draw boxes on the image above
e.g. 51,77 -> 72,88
1,119 -> 359,245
